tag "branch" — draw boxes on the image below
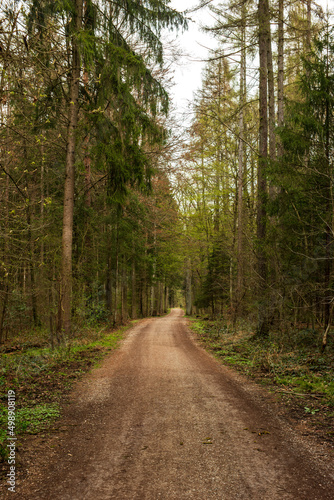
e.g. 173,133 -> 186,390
0,162 -> 26,199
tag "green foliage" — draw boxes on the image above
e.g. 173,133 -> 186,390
266,28 -> 334,325
189,317 -> 334,404
0,0 -> 187,337
195,237 -> 231,309
0,322 -> 131,460
304,406 -> 320,415
0,403 -> 60,460
0,403 -> 60,436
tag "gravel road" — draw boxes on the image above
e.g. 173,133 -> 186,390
14,309 -> 334,499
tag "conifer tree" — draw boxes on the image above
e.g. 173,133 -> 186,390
271,28 -> 334,337
26,0 -> 186,335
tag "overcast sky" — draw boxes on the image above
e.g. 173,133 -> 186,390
167,0 -> 333,117
168,0 -> 216,114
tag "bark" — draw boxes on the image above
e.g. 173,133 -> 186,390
160,281 -> 165,315
83,68 -> 91,208
58,0 -> 83,336
186,259 -> 192,316
40,142 -> 45,266
307,0 -> 311,50
324,59 -> 332,332
143,232 -> 148,317
151,222 -> 157,316
49,312 -> 55,351
113,221 -> 119,325
0,284 -> 9,345
277,0 -> 284,159
0,100 -> 10,342
131,256 -> 137,319
266,2 -> 276,172
257,0 -> 269,336
106,253 -> 112,313
27,206 -> 39,326
84,150 -> 91,207
157,282 -> 161,316
214,60 -> 222,234
121,259 -> 128,324
165,286 -> 169,313
235,7 -> 246,322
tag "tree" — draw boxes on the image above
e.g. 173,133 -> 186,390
270,28 -> 334,339
26,0 -> 186,336
255,0 -> 270,336
0,0 -> 187,342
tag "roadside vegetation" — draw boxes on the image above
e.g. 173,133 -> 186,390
0,322 -> 133,470
189,317 -> 334,444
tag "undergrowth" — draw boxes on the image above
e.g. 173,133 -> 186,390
189,317 -> 334,408
0,403 -> 60,460
0,322 -> 133,463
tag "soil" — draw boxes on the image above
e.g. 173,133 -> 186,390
1,309 -> 334,499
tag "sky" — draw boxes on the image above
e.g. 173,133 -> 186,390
167,0 -> 216,115
167,0 -> 334,118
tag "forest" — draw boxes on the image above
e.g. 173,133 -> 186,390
0,0 -> 334,486
0,0 -> 333,347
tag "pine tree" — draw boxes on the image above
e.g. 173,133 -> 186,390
271,28 -> 334,339
26,0 -> 186,335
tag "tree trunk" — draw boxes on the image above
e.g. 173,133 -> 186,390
113,221 -> 119,325
257,0 -> 269,336
0,102 -> 10,341
0,284 -> 9,345
143,231 -> 148,317
106,253 -> 112,314
160,280 -> 164,315
27,206 -> 39,326
306,0 -> 311,50
40,142 -> 45,266
131,256 -> 136,319
121,258 -> 128,324
150,222 -> 157,316
235,8 -> 246,322
83,65 -> 91,209
186,259 -> 192,316
266,2 -> 276,183
277,0 -> 284,159
267,3 -> 275,154
214,59 -> 222,234
58,0 -> 83,337
324,57 -> 332,332
165,285 -> 169,313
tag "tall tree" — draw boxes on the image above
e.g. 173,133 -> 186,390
26,0 -> 186,335
236,1 -> 247,321
256,0 -> 269,336
270,28 -> 334,338
60,0 -> 84,337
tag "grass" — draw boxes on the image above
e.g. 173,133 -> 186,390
0,321 -> 134,464
188,317 -> 334,431
0,403 -> 60,458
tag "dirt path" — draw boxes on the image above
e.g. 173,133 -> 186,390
7,309 -> 334,499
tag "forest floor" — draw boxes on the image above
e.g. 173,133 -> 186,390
1,309 -> 334,499
190,316 -> 334,448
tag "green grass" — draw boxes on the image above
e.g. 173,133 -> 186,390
189,317 -> 334,403
0,321 -> 134,464
0,403 -> 60,460
0,323 -> 130,378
